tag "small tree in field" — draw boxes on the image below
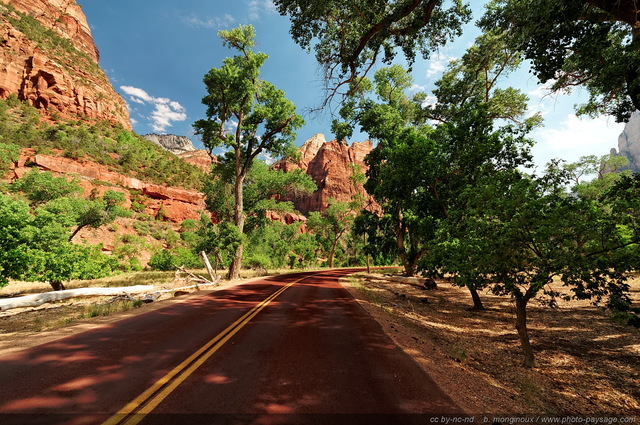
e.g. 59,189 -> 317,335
307,199 -> 357,268
194,25 -> 304,280
457,166 -> 635,367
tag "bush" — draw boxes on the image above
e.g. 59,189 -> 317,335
148,247 -> 203,271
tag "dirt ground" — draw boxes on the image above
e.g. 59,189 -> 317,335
340,273 -> 640,417
1,270 -> 639,417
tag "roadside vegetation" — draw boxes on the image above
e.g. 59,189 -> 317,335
0,95 -> 204,189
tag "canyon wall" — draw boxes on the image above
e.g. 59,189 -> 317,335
0,0 -> 131,128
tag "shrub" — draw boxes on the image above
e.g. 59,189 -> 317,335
148,247 -> 202,271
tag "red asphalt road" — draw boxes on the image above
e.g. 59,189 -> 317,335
0,269 -> 464,425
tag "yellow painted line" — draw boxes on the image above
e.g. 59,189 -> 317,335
103,274 -> 310,425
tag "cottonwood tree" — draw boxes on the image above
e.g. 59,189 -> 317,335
563,154 -> 630,200
332,65 -> 437,276
194,25 -> 304,279
454,166 -> 635,367
0,193 -> 115,291
273,0 -> 471,106
307,199 -> 358,268
417,30 -> 539,308
481,0 -> 640,121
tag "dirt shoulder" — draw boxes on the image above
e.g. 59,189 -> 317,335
340,273 -> 640,417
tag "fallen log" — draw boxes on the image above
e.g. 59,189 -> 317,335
175,266 -> 217,285
0,285 -> 156,312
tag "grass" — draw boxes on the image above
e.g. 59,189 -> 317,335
82,299 -> 142,318
0,270 -> 176,297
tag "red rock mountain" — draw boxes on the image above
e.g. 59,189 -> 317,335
0,0 -> 131,128
276,134 -> 379,214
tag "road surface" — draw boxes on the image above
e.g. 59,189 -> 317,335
0,269 -> 464,424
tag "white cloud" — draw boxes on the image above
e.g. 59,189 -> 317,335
530,114 -> 625,168
409,83 -> 428,94
121,86 -> 153,103
248,0 -> 276,21
120,86 -> 187,133
180,13 -> 236,29
425,53 -> 456,79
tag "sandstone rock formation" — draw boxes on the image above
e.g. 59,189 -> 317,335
142,134 -> 197,155
275,134 -> 378,214
0,0 -> 131,128
178,150 -> 213,172
614,110 -> 640,172
12,150 -> 206,224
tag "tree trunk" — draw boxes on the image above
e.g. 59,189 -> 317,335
49,280 -> 66,291
328,237 -> 338,268
364,234 -> 371,274
469,287 -> 485,310
403,260 -> 416,277
68,224 -> 86,242
229,169 -> 246,281
227,245 -> 243,280
515,297 -> 536,368
0,285 -> 156,311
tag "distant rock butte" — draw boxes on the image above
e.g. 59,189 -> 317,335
0,0 -> 131,128
142,134 -> 197,155
614,110 -> 640,172
275,134 -> 379,214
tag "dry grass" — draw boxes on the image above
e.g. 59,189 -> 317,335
0,267 -> 318,334
343,273 -> 640,415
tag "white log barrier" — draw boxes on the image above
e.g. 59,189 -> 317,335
0,285 -> 156,312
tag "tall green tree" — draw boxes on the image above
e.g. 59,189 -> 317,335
273,0 -> 471,105
194,25 -> 304,279
337,31 -> 538,281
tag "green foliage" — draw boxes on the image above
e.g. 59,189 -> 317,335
307,199 -> 357,268
562,154 -> 631,200
0,142 -> 20,175
0,192 -> 116,288
148,247 -> 203,271
480,0 -> 640,121
195,220 -> 244,268
273,0 -> 471,103
10,169 -> 82,204
244,221 -> 301,270
112,235 -> 148,272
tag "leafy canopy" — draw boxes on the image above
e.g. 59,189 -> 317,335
480,0 -> 640,121
273,0 -> 471,105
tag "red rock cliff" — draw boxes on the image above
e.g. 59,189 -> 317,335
276,134 -> 379,214
0,0 -> 131,128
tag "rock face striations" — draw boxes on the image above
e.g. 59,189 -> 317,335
0,0 -> 131,128
275,134 -> 379,214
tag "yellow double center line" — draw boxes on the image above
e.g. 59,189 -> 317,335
103,275 -> 309,425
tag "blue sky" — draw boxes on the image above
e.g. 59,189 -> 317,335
76,0 -> 626,170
